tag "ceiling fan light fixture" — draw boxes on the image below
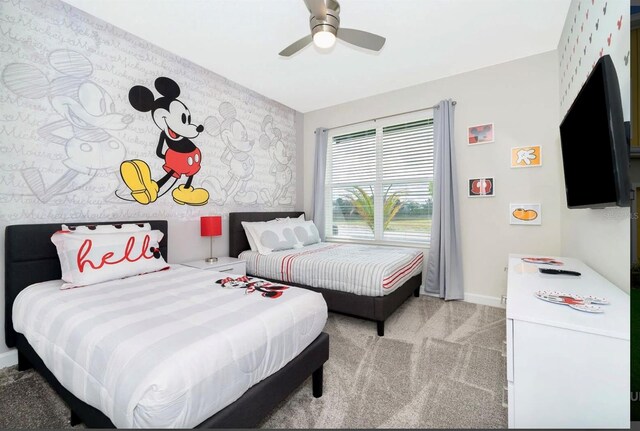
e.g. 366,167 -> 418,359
278,0 -> 385,57
313,30 -> 336,49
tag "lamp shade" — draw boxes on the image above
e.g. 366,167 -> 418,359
200,216 -> 222,237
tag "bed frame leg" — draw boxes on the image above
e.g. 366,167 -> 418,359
17,351 -> 32,371
70,409 -> 82,426
312,365 -> 323,398
377,320 -> 385,337
413,287 -> 420,297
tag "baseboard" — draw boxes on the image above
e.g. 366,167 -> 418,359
0,349 -> 18,369
420,289 -> 504,309
464,293 -> 505,308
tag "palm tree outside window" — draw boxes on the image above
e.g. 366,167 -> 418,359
325,115 -> 434,246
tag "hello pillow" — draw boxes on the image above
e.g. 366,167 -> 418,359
62,222 -> 151,234
51,229 -> 169,289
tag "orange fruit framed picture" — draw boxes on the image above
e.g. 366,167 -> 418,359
509,203 -> 541,225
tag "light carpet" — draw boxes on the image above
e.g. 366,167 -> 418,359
0,296 -> 507,429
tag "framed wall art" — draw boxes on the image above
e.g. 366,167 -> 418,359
468,177 -> 495,197
468,123 -> 494,145
509,203 -> 542,225
511,146 -> 542,168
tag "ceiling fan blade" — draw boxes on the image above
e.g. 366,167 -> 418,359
279,35 -> 313,57
337,28 -> 386,51
304,0 -> 327,20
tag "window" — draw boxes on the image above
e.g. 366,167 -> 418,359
325,112 -> 434,246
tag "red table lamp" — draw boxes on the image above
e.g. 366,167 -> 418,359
200,216 -> 222,263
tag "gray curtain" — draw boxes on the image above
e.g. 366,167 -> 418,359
312,128 -> 329,240
425,100 -> 464,300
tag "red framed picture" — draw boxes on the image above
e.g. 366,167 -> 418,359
468,177 -> 495,197
468,123 -> 494,145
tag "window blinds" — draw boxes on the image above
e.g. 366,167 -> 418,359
326,118 -> 434,245
382,119 -> 433,243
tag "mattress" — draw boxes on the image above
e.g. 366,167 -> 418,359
239,242 -> 424,297
12,265 -> 327,428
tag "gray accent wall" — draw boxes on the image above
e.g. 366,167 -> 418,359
0,0 -> 298,221
0,0 -> 300,355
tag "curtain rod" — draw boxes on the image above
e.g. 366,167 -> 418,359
318,101 -> 457,133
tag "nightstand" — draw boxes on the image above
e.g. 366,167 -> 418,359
181,257 -> 246,276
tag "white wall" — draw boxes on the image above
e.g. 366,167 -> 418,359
303,51 -> 564,303
295,111 -> 305,211
558,0 -> 631,292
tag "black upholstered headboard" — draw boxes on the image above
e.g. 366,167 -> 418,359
228,212 -> 305,258
4,220 -> 168,349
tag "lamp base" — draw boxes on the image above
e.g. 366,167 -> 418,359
205,257 -> 218,263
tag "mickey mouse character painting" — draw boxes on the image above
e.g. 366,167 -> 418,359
120,77 -> 209,206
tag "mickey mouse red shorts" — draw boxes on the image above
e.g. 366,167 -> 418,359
163,148 -> 201,178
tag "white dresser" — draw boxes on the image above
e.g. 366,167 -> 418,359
506,254 -> 629,428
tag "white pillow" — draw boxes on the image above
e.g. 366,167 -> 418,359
275,214 -> 305,222
241,221 -> 260,251
293,220 -> 321,246
242,217 -> 299,252
251,222 -> 302,255
62,223 -> 151,234
268,217 -> 320,246
51,229 -> 168,289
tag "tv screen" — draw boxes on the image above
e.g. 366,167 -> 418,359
559,55 -> 630,208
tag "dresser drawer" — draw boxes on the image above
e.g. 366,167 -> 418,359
506,318 -> 514,383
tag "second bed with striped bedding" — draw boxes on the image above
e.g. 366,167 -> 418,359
239,242 -> 424,297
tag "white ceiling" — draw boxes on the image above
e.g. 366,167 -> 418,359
62,0 -> 571,113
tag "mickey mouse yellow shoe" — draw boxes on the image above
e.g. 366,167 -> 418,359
120,160 -> 158,205
172,185 -> 209,206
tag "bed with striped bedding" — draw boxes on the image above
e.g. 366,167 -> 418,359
239,242 -> 424,297
12,265 -> 327,428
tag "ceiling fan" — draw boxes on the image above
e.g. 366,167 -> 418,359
279,0 -> 386,57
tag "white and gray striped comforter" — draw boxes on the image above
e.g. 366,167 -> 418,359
239,242 -> 424,297
12,265 -> 327,428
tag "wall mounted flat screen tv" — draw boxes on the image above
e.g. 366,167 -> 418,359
559,55 -> 630,208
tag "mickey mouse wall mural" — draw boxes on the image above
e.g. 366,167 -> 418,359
202,102 -> 257,205
259,115 -> 293,207
119,77 -> 209,206
1,49 -> 131,203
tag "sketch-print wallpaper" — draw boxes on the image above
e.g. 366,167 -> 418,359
0,0 -> 297,224
559,0 -> 630,119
